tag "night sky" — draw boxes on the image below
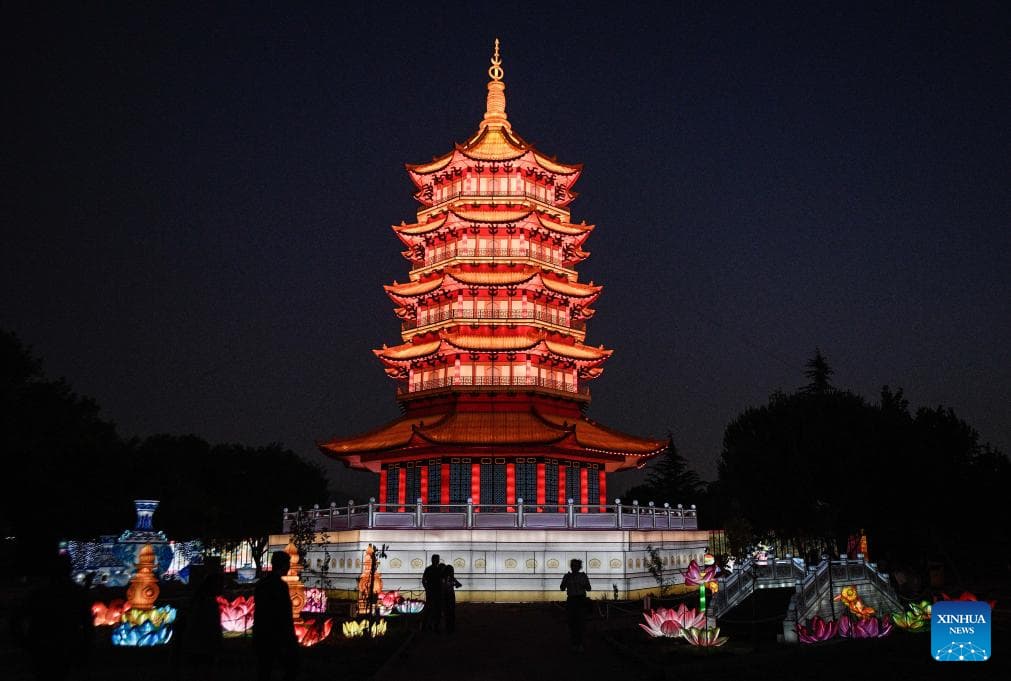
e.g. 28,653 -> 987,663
5,3 -> 1009,503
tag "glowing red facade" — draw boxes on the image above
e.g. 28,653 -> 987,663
319,43 -> 667,509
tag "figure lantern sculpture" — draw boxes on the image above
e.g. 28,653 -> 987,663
303,587 -> 328,614
356,544 -> 384,615
835,585 -> 876,619
282,541 -> 306,624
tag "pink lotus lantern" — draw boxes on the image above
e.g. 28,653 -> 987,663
639,603 -> 707,638
92,599 -> 130,627
796,616 -> 838,643
294,618 -> 333,647
838,615 -> 893,639
217,595 -> 255,636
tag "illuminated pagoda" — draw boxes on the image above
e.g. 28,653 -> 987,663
319,40 -> 668,511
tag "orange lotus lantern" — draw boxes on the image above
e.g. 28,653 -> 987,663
92,599 -> 130,627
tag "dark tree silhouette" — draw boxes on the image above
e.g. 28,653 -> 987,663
621,439 -> 701,508
1,330 -> 329,573
713,354 -> 1010,575
802,347 -> 834,393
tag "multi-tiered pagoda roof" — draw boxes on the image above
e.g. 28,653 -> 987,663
320,41 -> 666,509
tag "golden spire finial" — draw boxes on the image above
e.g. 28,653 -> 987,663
482,38 -> 510,130
489,38 -> 503,82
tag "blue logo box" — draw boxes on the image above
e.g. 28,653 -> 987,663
932,600 -> 991,662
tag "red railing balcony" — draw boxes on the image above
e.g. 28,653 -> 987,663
395,375 -> 590,400
401,308 -> 586,332
411,244 -> 569,271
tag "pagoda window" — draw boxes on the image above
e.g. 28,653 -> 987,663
449,460 -> 470,504
480,460 -> 506,506
427,461 -> 442,505
587,463 -> 600,509
565,462 -> 580,504
386,464 -> 400,508
405,462 -> 421,505
515,460 -> 537,503
544,460 -> 560,512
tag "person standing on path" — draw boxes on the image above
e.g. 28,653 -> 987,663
560,558 -> 591,651
421,554 -> 445,631
441,565 -> 463,633
253,551 -> 299,681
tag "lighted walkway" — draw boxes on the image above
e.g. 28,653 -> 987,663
378,602 -> 629,681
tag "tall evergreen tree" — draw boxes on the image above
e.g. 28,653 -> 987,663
802,348 -> 834,393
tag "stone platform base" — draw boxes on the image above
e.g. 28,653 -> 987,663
269,528 -> 709,603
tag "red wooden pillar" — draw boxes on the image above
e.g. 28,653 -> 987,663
440,463 -> 450,506
580,467 -> 589,513
420,465 -> 429,507
536,462 -> 546,511
397,467 -> 407,512
506,462 -> 516,511
471,462 -> 481,509
557,465 -> 566,512
599,470 -> 607,511
378,468 -> 388,512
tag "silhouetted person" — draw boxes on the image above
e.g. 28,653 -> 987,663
441,565 -> 462,633
177,570 -> 224,680
12,552 -> 93,681
253,551 -> 298,681
421,554 -> 444,631
560,558 -> 591,651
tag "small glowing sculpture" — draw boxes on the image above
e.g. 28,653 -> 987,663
357,545 -> 383,614
639,604 -> 707,639
396,599 -> 425,614
834,585 -> 876,619
303,588 -> 328,613
111,605 -> 177,647
342,618 -> 387,639
891,600 -> 931,632
294,618 -> 334,647
91,599 -> 130,627
838,614 -> 892,639
282,541 -> 306,623
795,616 -> 839,643
682,626 -> 729,647
125,544 -> 159,610
217,595 -> 255,636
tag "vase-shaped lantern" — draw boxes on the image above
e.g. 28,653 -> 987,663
282,541 -> 305,623
126,544 -> 159,610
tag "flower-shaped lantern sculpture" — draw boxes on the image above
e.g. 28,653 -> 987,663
839,614 -> 893,639
796,616 -> 839,643
683,557 -> 719,620
891,600 -> 932,632
682,626 -> 729,647
639,604 -> 707,639
92,599 -> 130,627
294,618 -> 334,647
217,595 -> 255,636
